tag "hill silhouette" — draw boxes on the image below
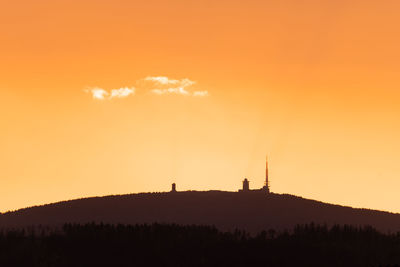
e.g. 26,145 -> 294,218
1,191 -> 400,233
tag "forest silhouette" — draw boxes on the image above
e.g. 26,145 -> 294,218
1,222 -> 400,267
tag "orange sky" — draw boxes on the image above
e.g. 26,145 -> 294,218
1,0 -> 400,213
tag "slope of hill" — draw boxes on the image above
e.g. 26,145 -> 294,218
1,191 -> 399,233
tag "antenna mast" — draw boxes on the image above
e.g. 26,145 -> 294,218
264,156 -> 270,193
265,156 -> 269,187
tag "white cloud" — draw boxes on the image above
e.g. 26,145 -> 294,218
84,76 -> 208,100
193,91 -> 209,97
182,78 -> 196,87
151,87 -> 190,95
144,76 -> 195,87
145,76 -> 207,97
145,76 -> 179,85
145,76 -> 196,88
85,87 -> 135,100
110,87 -> 135,99
85,88 -> 109,100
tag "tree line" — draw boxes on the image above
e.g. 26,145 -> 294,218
0,222 -> 400,267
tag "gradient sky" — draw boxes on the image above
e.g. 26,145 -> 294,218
1,0 -> 400,213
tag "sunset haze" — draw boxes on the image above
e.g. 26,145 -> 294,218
1,0 -> 400,213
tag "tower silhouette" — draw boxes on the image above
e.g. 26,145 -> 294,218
263,156 -> 270,193
239,156 -> 270,193
242,178 -> 250,191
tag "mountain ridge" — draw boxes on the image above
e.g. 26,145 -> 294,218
1,191 -> 399,234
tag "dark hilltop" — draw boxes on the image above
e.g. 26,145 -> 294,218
2,158 -> 400,233
2,158 -> 400,234
1,190 -> 400,234
2,158 -> 400,267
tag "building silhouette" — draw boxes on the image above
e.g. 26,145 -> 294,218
171,183 -> 176,192
241,178 -> 250,192
170,157 -> 270,194
239,157 -> 270,193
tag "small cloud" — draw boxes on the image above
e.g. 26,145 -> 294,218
144,76 -> 196,88
145,76 -> 206,97
151,87 -> 190,95
85,87 -> 135,100
193,91 -> 209,97
145,76 -> 178,85
84,76 -> 208,100
110,87 -> 135,99
144,76 -> 195,87
85,88 -> 109,100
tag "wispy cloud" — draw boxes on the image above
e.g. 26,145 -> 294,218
85,88 -> 109,100
110,87 -> 135,99
145,76 -> 207,97
144,76 -> 195,88
151,87 -> 190,95
85,76 -> 209,100
85,87 -> 135,100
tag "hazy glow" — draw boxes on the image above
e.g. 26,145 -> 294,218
1,0 -> 400,214
193,91 -> 209,97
